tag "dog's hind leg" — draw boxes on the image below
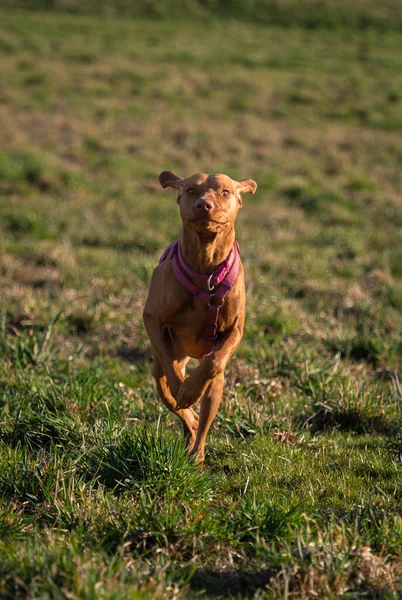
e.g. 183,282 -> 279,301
153,355 -> 199,451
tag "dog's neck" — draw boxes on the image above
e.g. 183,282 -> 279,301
179,225 -> 235,274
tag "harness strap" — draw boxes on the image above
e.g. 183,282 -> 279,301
159,240 -> 240,359
172,250 -> 211,304
177,242 -> 235,288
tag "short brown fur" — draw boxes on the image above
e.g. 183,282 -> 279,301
143,171 -> 257,462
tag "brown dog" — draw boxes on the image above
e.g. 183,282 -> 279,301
143,171 -> 257,462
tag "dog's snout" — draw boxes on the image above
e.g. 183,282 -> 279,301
195,197 -> 214,212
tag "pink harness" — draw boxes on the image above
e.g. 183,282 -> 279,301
159,241 -> 241,358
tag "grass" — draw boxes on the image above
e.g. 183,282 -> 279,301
0,5 -> 401,598
3,0 -> 402,31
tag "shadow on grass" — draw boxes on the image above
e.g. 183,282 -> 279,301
325,336 -> 384,368
188,568 -> 277,598
300,404 -> 399,436
116,344 -> 151,364
80,236 -> 158,254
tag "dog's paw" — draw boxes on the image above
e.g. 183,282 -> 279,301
175,377 -> 205,410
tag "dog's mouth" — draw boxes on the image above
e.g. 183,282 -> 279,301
185,217 -> 230,234
187,217 -> 227,228
188,214 -> 227,224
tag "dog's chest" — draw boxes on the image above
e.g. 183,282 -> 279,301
165,297 -> 232,339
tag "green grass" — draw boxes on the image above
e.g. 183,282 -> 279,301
0,6 -> 402,598
3,0 -> 402,31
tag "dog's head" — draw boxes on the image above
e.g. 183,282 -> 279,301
159,171 -> 257,233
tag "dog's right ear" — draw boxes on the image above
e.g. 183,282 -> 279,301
159,171 -> 184,190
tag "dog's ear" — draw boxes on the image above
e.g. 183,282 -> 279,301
159,171 -> 184,190
234,178 -> 257,207
237,179 -> 257,195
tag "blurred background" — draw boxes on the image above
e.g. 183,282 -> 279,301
0,0 -> 401,372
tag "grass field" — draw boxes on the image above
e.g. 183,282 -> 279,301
0,6 -> 402,598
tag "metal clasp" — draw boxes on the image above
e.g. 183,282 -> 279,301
208,295 -> 225,308
207,273 -> 216,291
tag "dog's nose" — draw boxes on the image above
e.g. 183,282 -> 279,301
195,197 -> 214,212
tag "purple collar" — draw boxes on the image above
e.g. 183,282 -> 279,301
159,241 -> 240,358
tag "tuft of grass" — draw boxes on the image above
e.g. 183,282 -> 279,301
301,379 -> 400,434
0,506 -> 25,542
85,427 -> 212,499
1,312 -> 61,368
325,330 -> 400,368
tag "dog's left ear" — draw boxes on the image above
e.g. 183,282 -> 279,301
159,171 -> 184,190
237,179 -> 257,195
235,178 -> 257,206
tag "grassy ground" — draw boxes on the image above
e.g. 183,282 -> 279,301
4,0 -> 402,31
0,8 -> 402,598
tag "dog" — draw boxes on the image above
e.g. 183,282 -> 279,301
143,171 -> 257,462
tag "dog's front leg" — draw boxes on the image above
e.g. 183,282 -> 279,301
153,355 -> 199,451
143,310 -> 184,398
175,319 -> 243,410
190,373 -> 225,463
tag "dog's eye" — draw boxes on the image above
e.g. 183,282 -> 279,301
221,189 -> 230,197
187,188 -> 195,195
